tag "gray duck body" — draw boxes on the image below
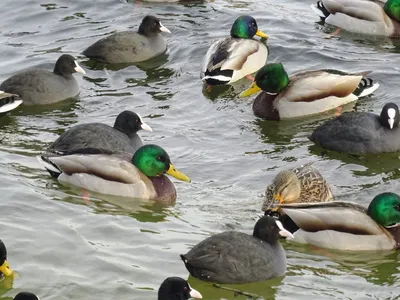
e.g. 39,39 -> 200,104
310,108 -> 400,154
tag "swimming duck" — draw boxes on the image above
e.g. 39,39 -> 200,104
0,239 -> 13,279
13,293 -> 39,300
0,54 -> 85,105
201,15 -> 268,86
46,111 -> 152,158
310,102 -> 400,154
180,216 -> 293,284
273,192 -> 400,251
158,277 -> 202,299
311,0 -> 400,38
239,63 -> 379,120
0,91 -> 22,115
83,15 -> 171,64
262,163 -> 333,212
38,145 -> 190,202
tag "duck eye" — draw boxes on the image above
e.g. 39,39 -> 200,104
183,287 -> 188,292
395,205 -> 400,211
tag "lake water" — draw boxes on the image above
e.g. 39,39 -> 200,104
1,0 -> 400,299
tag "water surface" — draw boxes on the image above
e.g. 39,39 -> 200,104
1,0 -> 400,299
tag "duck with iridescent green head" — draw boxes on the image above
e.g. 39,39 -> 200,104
240,63 -> 379,120
271,192 -> 400,251
311,0 -> 400,38
202,15 -> 269,85
38,145 -> 190,202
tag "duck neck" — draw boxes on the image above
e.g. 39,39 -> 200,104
149,176 -> 177,203
386,225 -> 400,249
252,93 -> 280,120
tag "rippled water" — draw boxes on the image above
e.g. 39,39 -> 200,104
1,0 -> 400,299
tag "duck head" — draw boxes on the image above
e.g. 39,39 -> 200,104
53,54 -> 86,77
380,102 -> 399,129
113,111 -> 152,137
0,239 -> 13,278
240,63 -> 289,97
253,216 -> 294,244
230,15 -> 268,39
133,145 -> 190,182
138,15 -> 171,36
158,277 -> 202,300
384,0 -> 400,21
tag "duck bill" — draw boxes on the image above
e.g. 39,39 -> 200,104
166,164 -> 191,183
275,220 -> 294,239
389,118 -> 394,129
0,260 -> 13,277
74,61 -> 86,75
140,122 -> 153,132
159,22 -> 171,34
189,285 -> 202,299
256,29 -> 268,38
274,193 -> 284,203
239,82 -> 261,98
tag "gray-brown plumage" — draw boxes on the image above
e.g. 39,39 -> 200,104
82,15 -> 170,64
262,163 -> 333,211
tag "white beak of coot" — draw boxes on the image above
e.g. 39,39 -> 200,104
141,122 -> 153,132
276,220 -> 294,239
188,284 -> 202,299
74,60 -> 86,75
159,22 -> 171,34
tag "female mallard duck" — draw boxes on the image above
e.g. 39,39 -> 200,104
201,15 -> 268,86
263,163 -> 333,212
239,63 -> 379,120
272,192 -> 400,251
38,145 -> 190,202
83,15 -> 171,64
310,102 -> 400,154
311,0 -> 400,38
0,239 -> 13,279
0,91 -> 22,115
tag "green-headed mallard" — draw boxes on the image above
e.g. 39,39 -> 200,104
239,63 -> 379,120
263,163 -> 333,212
38,145 -> 190,202
46,111 -> 152,157
202,15 -> 268,86
311,0 -> 400,38
83,15 -> 171,64
0,239 -> 13,279
273,192 -> 400,251
0,91 -> 22,115
158,277 -> 202,300
310,102 -> 400,154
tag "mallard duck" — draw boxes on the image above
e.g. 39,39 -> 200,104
201,15 -> 268,86
180,216 -> 293,284
0,55 -> 85,105
0,91 -> 22,115
239,63 -> 379,120
310,102 -> 400,154
83,15 -> 170,64
46,110 -> 152,158
158,277 -> 202,299
13,293 -> 39,300
263,163 -> 333,212
311,0 -> 400,38
38,145 -> 190,202
0,239 -> 13,279
272,192 -> 400,251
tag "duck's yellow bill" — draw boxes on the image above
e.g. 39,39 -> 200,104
256,29 -> 268,38
167,164 -> 191,183
0,260 -> 13,277
239,82 -> 261,98
274,193 -> 284,203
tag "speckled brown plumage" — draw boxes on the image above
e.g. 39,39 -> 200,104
262,163 -> 333,211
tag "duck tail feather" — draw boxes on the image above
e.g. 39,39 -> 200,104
353,78 -> 379,98
310,1 -> 330,19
